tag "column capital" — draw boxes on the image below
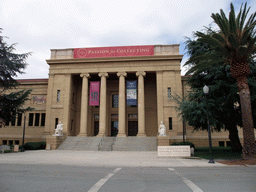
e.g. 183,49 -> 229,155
136,71 -> 146,77
80,73 -> 90,78
117,72 -> 127,77
98,72 -> 109,78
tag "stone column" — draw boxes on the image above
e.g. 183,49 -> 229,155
156,71 -> 164,127
62,74 -> 72,135
117,72 -> 127,137
78,73 -> 90,137
98,72 -> 108,137
136,71 -> 146,137
44,73 -> 55,135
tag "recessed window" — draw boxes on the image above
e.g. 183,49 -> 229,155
55,118 -> 59,129
167,87 -> 171,101
35,113 -> 40,126
219,141 -> 225,147
41,113 -> 46,126
112,94 -> 119,108
169,117 -> 173,130
226,141 -> 231,147
11,116 -> 16,126
9,140 -> 13,146
29,113 -> 34,126
57,90 -> 60,102
17,113 -> 22,126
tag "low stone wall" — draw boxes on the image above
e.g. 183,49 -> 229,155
46,135 -> 67,150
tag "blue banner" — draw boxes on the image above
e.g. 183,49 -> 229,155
127,81 -> 137,105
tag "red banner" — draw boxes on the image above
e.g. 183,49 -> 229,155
74,45 -> 154,58
89,81 -> 100,106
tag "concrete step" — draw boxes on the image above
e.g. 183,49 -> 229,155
99,137 -> 116,151
58,136 -> 157,151
58,137 -> 101,151
113,137 -> 157,151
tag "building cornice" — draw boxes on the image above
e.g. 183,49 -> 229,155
46,55 -> 183,65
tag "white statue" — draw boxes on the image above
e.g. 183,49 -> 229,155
53,121 -> 63,136
158,121 -> 166,136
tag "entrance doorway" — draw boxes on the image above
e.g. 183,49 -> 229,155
128,121 -> 138,136
111,121 -> 118,137
94,121 -> 99,136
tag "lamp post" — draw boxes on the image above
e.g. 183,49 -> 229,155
21,113 -> 26,152
203,85 -> 215,163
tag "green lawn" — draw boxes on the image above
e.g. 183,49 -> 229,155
194,147 -> 242,160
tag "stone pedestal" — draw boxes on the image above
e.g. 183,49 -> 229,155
46,135 -> 67,150
157,136 -> 171,146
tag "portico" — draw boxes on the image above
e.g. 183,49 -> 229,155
45,45 -> 183,141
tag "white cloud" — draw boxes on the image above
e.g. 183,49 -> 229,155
0,0 -> 254,79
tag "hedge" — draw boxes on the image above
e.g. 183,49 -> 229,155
171,141 -> 195,149
24,142 -> 46,150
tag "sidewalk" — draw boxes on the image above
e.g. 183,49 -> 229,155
0,150 -> 226,167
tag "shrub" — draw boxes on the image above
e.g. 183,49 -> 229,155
171,141 -> 195,148
24,142 -> 46,150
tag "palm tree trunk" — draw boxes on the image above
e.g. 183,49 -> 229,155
236,76 -> 256,159
226,124 -> 243,153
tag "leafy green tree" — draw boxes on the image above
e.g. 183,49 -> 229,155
184,3 -> 256,159
0,29 -> 32,124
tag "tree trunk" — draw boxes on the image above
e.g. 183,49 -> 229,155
236,76 -> 256,159
226,124 -> 243,153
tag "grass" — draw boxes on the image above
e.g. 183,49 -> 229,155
194,147 -> 242,160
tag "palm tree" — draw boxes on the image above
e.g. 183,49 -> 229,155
185,3 -> 256,159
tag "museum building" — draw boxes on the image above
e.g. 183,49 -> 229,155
0,45 -> 240,150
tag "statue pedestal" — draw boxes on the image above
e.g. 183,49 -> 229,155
46,135 -> 66,150
157,136 -> 171,146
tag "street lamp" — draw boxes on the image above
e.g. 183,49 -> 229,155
203,85 -> 215,163
21,113 -> 26,152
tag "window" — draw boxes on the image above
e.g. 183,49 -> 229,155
15,140 -> 20,145
11,116 -> 16,126
17,113 -> 22,126
57,90 -> 60,102
112,94 -> 119,108
9,140 -> 13,146
226,141 -> 231,147
5,121 -> 9,126
41,113 -> 46,126
29,113 -> 34,126
219,141 -> 225,147
3,140 -> 7,145
169,117 -> 173,130
55,118 -> 59,129
35,113 -> 40,126
167,87 -> 171,101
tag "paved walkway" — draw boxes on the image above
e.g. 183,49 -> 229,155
0,150 -> 226,167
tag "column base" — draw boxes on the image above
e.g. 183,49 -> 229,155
78,133 -> 88,137
97,133 -> 106,137
137,133 -> 146,137
117,133 -> 127,137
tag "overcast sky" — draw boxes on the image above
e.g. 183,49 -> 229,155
1,0 -> 255,79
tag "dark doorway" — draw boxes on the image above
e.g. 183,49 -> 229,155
111,121 -> 118,137
128,121 -> 138,136
94,121 -> 99,136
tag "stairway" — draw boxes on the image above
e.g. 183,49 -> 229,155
57,136 -> 157,151
57,136 -> 102,151
112,137 -> 157,151
99,137 -> 116,151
